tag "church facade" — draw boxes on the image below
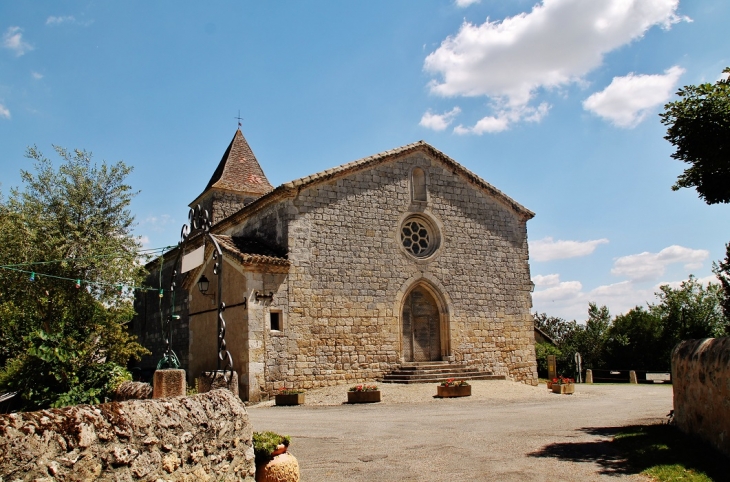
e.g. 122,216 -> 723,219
132,130 -> 538,401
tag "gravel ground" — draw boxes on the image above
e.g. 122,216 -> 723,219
249,379 -> 553,407
247,381 -> 673,481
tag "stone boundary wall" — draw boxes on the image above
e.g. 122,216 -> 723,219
672,337 -> 730,458
0,389 -> 255,481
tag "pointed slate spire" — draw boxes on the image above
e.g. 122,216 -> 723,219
204,129 -> 273,196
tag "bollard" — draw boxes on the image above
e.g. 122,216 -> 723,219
152,368 -> 186,398
585,369 -> 593,384
629,370 -> 638,384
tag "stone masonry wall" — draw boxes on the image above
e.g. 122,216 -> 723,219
0,389 -> 255,481
672,338 -> 730,458
230,150 -> 537,395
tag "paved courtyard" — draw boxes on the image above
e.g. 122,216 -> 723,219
247,381 -> 673,481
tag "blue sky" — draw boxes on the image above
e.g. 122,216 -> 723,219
1,0 -> 728,321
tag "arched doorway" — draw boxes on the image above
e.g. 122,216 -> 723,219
402,285 -> 441,362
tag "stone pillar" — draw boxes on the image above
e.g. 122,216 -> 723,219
629,370 -> 638,384
585,369 -> 593,384
199,370 -> 239,398
153,369 -> 186,398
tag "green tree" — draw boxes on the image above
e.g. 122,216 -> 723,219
712,243 -> 730,322
660,67 -> 730,204
0,146 -> 148,410
570,303 -> 611,370
651,276 -> 727,356
605,306 -> 663,370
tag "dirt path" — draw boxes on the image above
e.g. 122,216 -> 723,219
247,382 -> 673,481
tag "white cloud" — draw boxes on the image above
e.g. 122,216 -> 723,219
2,26 -> 33,56
0,103 -> 9,119
532,275 -> 654,321
583,66 -> 685,127
531,275 -> 583,303
532,273 -> 561,287
455,102 -> 550,134
138,235 -> 151,248
455,0 -> 480,7
419,107 -> 461,131
31,71 -> 43,80
423,0 -> 686,132
530,237 -> 609,262
46,15 -> 76,25
611,245 -> 709,282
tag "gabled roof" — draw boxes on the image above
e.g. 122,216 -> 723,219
215,140 -> 534,233
201,129 -> 273,196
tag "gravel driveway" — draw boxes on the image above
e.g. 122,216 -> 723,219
247,381 -> 673,481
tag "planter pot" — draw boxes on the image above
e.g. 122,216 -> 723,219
347,391 -> 381,403
436,385 -> 472,398
275,393 -> 305,406
552,383 -> 575,395
256,452 -> 300,482
546,381 -> 553,390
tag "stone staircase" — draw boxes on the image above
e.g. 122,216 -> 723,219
380,361 -> 506,384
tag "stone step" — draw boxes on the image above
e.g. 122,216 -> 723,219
388,367 -> 478,375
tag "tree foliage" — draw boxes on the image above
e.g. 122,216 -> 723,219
660,67 -> 730,205
0,146 -> 148,410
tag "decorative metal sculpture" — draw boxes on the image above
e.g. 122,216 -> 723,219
161,204 -> 233,380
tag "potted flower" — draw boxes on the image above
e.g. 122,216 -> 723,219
275,387 -> 305,406
253,431 -> 299,482
551,376 -> 575,395
347,384 -> 381,403
436,379 -> 471,398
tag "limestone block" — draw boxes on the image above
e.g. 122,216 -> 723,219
153,369 -> 186,398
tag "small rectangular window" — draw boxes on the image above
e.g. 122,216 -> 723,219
270,311 -> 281,331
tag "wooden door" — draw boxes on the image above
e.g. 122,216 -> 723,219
402,286 -> 441,362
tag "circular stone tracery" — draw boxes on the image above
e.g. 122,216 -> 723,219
401,218 -> 436,257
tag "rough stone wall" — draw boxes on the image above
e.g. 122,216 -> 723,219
131,255 -> 191,380
194,189 -> 251,226
0,389 -> 255,481
672,338 -> 730,458
232,151 -> 536,395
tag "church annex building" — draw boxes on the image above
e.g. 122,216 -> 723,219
132,130 -> 538,401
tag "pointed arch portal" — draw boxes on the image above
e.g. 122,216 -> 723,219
402,285 -> 442,362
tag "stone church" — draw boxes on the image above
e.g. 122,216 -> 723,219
132,129 -> 538,401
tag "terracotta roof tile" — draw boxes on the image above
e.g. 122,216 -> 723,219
213,235 -> 289,268
204,129 -> 274,195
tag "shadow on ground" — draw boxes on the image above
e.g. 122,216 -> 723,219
528,426 -> 635,476
529,424 -> 729,481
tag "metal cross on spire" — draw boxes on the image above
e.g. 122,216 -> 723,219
234,110 -> 243,128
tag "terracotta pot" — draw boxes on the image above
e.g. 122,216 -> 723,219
347,390 -> 381,403
552,383 -> 575,395
436,385 -> 471,398
271,444 -> 287,457
275,393 -> 305,406
256,452 -> 300,482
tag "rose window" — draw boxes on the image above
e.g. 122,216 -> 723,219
401,219 -> 431,256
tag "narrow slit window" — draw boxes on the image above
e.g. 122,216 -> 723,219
270,311 -> 282,331
412,167 -> 427,202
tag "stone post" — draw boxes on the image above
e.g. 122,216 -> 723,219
153,368 -> 186,398
585,369 -> 593,384
629,370 -> 638,384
